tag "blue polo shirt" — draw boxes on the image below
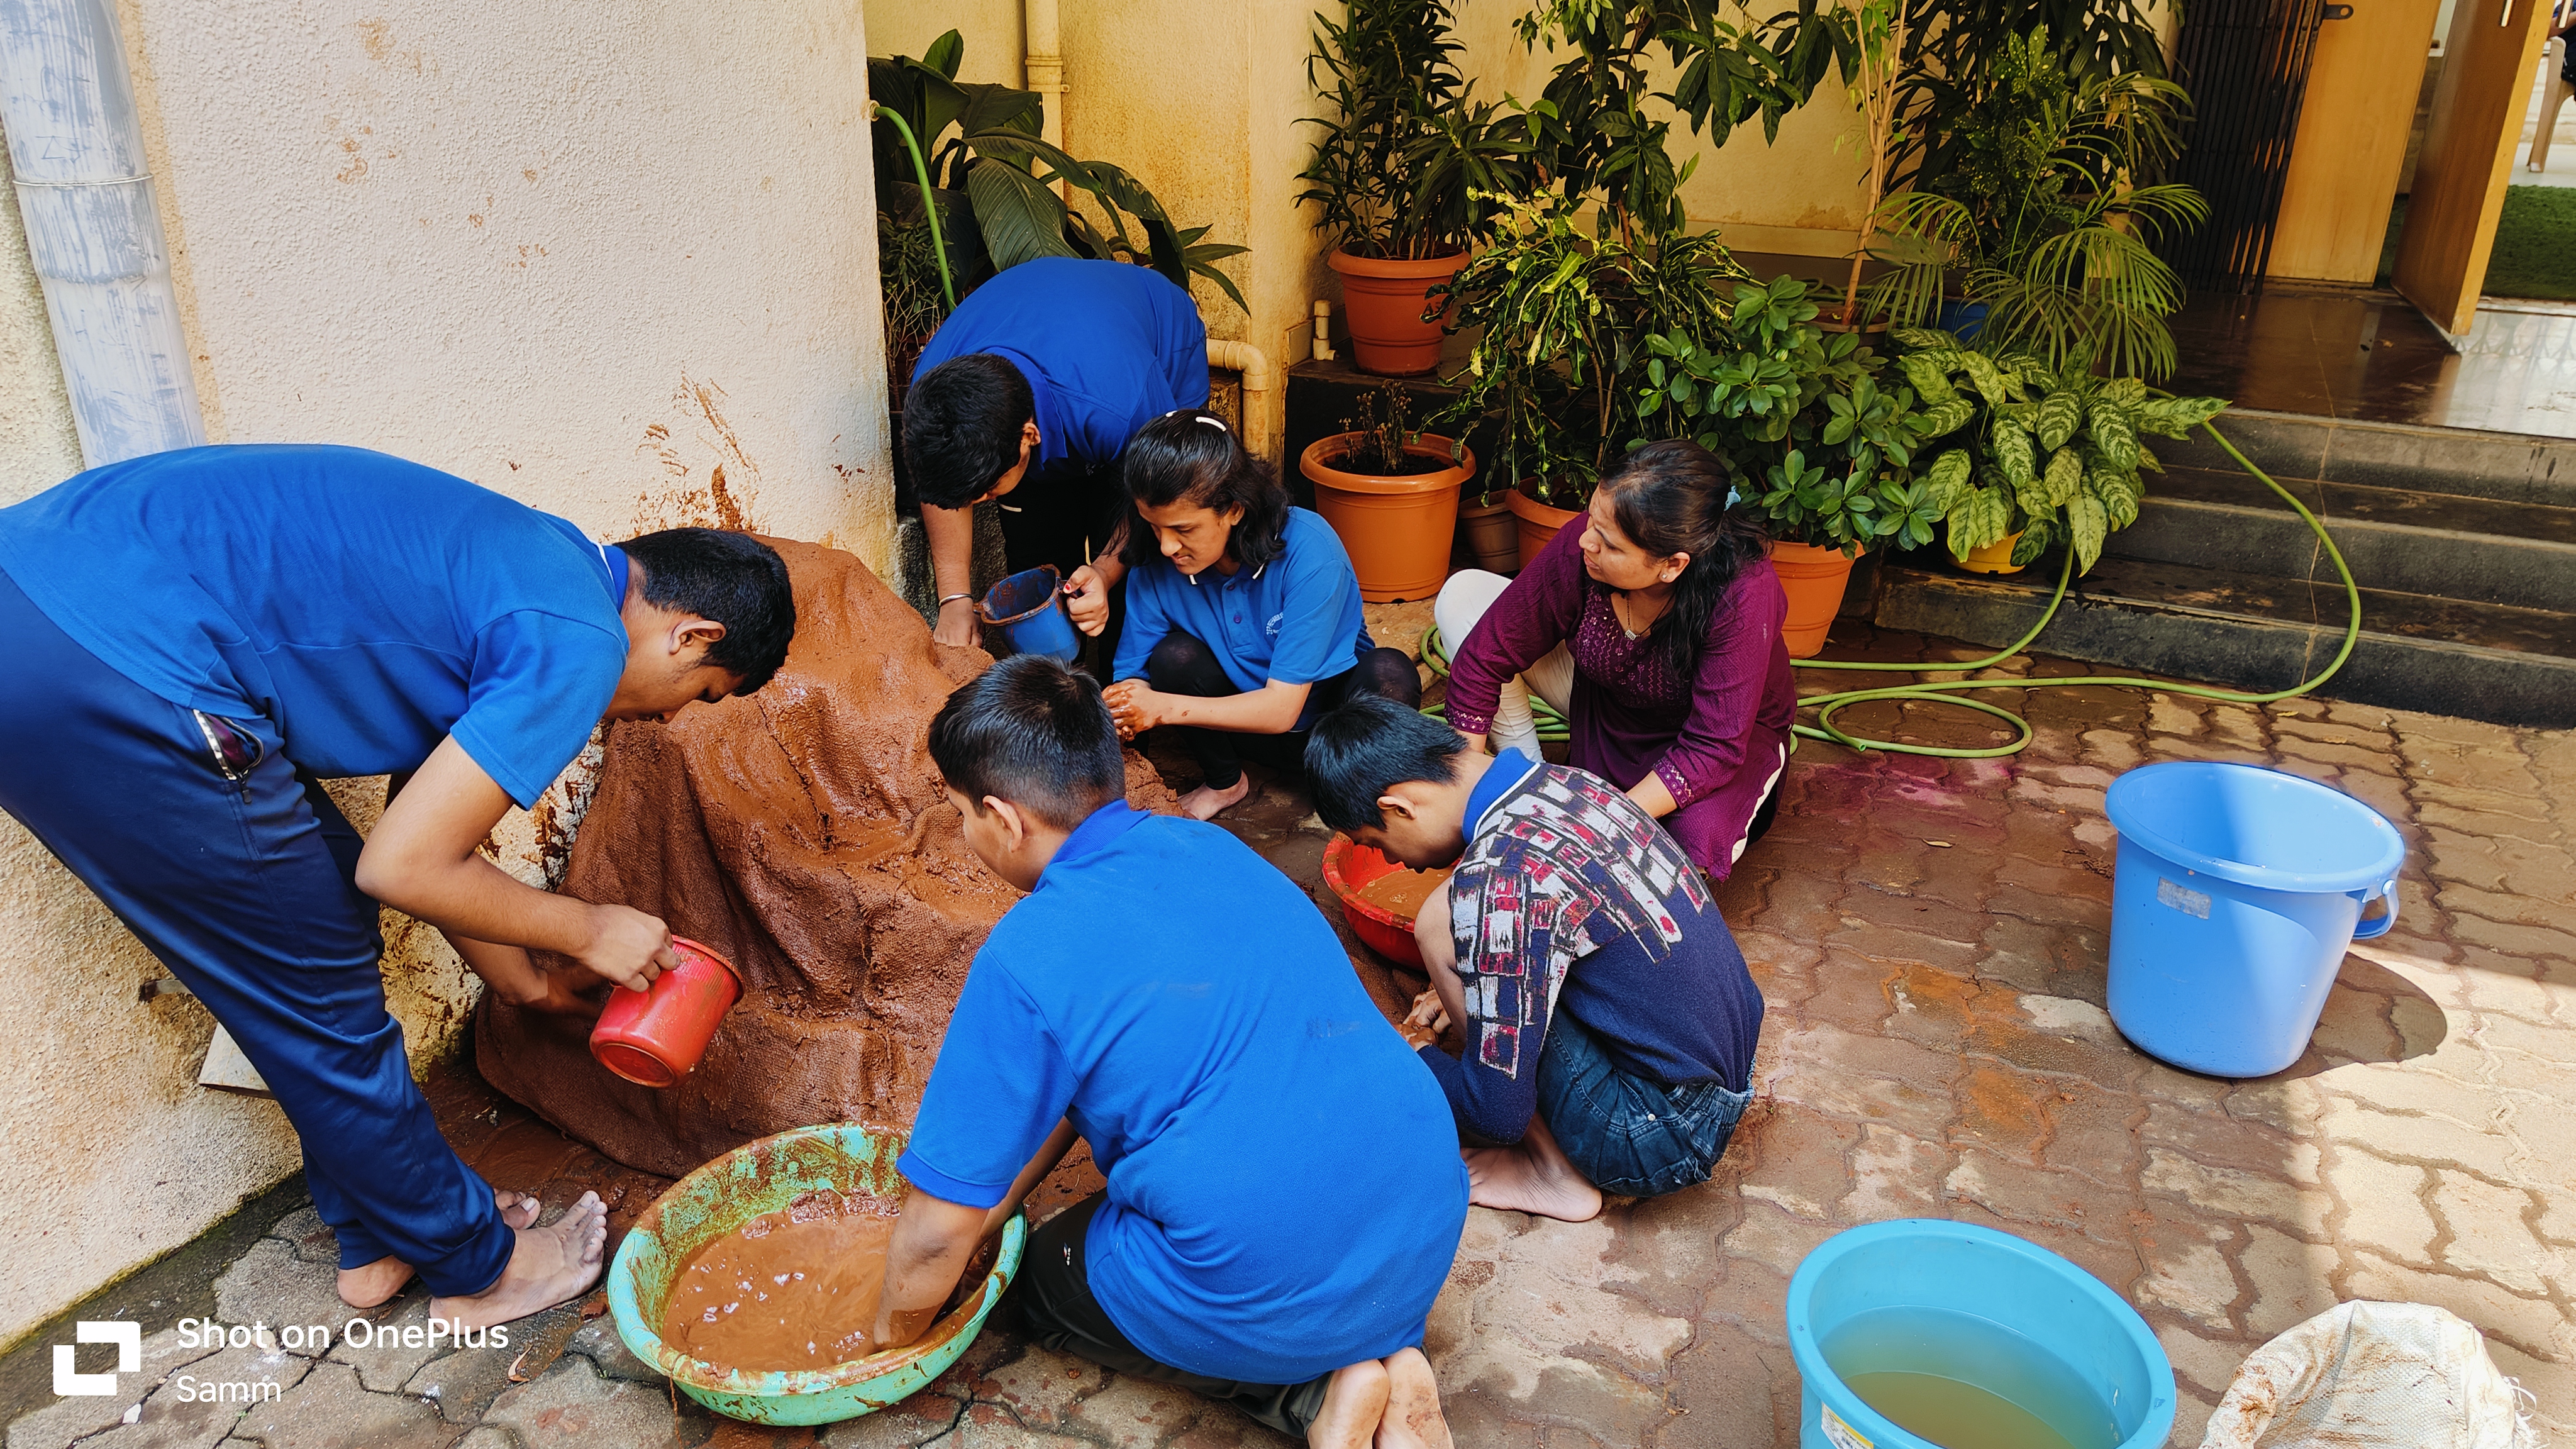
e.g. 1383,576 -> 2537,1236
911,257 -> 1208,481
900,802 -> 1468,1384
1111,509 -> 1373,727
0,443 -> 630,807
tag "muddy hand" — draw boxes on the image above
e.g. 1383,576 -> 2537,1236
1062,565 -> 1109,637
1406,989 -> 1450,1036
1101,680 -> 1148,740
579,904 -> 679,991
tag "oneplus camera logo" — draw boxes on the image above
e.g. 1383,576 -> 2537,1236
55,1320 -> 141,1397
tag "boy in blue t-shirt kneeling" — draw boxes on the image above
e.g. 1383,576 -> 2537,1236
867,657 -> 1470,1448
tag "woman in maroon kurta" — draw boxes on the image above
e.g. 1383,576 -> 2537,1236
1438,441 -> 1796,879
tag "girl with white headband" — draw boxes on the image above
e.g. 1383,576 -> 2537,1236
1097,409 -> 1419,819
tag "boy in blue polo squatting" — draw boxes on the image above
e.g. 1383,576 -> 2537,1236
904,257 -> 1208,650
863,656 -> 1468,1448
0,443 -> 796,1329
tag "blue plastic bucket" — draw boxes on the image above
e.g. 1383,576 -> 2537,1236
976,565 -> 1079,661
2104,762 -> 2404,1077
1787,1220 -> 2174,1449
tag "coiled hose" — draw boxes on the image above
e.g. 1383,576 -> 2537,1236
1419,418 -> 2364,758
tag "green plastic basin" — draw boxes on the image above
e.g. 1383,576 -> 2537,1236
606,1122 -> 1024,1426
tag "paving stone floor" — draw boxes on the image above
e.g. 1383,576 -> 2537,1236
9,611 -> 2573,1449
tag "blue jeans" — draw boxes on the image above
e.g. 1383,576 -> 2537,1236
1536,1012 -> 1755,1198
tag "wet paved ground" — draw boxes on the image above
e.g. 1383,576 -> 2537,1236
8,606 -> 2573,1448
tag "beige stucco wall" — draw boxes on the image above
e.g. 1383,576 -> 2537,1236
0,0 -> 891,1350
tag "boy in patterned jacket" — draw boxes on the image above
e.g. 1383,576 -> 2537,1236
1307,696 -> 1765,1221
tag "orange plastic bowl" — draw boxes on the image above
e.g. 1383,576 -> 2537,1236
1321,833 -> 1430,970
589,936 -> 743,1088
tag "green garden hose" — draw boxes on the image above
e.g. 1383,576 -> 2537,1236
869,104 -> 956,310
1419,418 -> 2364,760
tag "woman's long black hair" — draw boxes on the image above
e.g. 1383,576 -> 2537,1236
1599,440 -> 1769,684
1116,409 -> 1291,573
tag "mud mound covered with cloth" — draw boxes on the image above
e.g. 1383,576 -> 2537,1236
475,538 -> 1183,1177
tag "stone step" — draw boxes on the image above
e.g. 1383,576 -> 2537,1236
1868,552 -> 2576,729
2112,465 -> 2576,612
2168,407 -> 2576,508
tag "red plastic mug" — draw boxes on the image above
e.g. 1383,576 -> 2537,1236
588,936 -> 741,1088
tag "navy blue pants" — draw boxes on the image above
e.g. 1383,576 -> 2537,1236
0,570 -> 511,1294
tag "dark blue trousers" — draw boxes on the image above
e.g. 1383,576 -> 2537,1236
0,569 -> 511,1294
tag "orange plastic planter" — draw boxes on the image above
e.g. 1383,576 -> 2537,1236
1326,247 -> 1469,376
1301,434 -> 1472,602
589,936 -> 743,1088
1769,540 -> 1862,658
1505,483 -> 1582,570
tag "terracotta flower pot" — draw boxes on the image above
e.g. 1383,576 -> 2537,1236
1457,496 -> 1520,575
1506,482 -> 1583,571
1327,247 -> 1470,377
1955,530 -> 2027,575
1301,433 -> 1474,602
1769,540 -> 1862,658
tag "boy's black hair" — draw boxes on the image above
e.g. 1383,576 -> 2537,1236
903,353 -> 1037,509
927,655 -> 1125,832
616,528 -> 797,693
1304,695 -> 1463,833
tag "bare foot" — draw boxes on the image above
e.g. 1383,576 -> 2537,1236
1308,1358 -> 1391,1449
336,1190 -> 544,1308
1463,1115 -> 1602,1223
1375,1347 -> 1452,1448
1179,774 -> 1253,821
429,1191 -> 608,1330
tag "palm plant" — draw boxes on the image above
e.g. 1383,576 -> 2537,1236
1297,0 -> 1526,260
1862,28 -> 2206,380
868,30 -> 1246,311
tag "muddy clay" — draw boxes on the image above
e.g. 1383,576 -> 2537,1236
1353,863 -> 1452,921
660,1189 -> 897,1372
475,538 -> 1184,1176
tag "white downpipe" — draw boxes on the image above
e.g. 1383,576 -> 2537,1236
1206,339 -> 1277,466
1023,0 -> 1063,155
0,0 -> 204,467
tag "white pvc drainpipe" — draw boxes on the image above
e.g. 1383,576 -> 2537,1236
1206,339 -> 1276,464
0,0 -> 204,465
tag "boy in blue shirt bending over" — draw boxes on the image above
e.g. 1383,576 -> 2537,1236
869,657 -> 1468,1448
1307,697 -> 1764,1224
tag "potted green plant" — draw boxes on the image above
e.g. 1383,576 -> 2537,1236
1636,276 -> 1945,653
1860,28 -> 2205,379
1301,384 -> 1476,602
1433,192 -> 1746,565
1298,0 -> 1526,375
1894,328 -> 2227,574
869,30 -> 1247,313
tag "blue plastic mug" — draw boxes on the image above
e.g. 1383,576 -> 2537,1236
976,565 -> 1080,662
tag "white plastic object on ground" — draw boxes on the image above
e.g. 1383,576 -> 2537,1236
2199,1301 -> 2540,1449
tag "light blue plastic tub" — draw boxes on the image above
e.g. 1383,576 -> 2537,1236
1787,1220 -> 2174,1449
977,565 -> 1080,661
608,1123 -> 1023,1426
2104,762 -> 2404,1078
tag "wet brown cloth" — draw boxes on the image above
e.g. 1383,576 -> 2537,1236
474,538 -> 1182,1177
